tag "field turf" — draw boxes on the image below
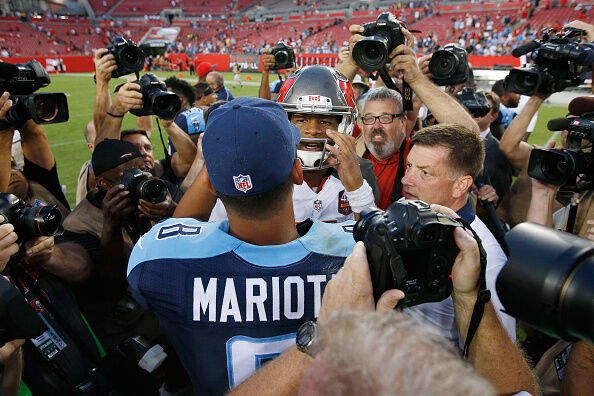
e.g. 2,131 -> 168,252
36,71 -> 568,207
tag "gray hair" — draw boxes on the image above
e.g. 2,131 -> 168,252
364,87 -> 403,113
208,71 -> 224,88
304,310 -> 495,396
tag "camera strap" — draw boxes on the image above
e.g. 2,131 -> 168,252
453,217 -> 491,359
376,66 -> 413,111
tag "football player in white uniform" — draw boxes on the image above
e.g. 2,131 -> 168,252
178,66 -> 379,223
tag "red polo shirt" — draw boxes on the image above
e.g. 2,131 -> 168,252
363,138 -> 412,210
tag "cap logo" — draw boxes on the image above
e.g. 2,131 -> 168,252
120,152 -> 134,159
233,174 -> 253,193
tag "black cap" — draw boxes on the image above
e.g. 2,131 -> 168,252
92,139 -> 142,176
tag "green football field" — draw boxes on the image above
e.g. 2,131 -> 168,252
35,71 -> 568,207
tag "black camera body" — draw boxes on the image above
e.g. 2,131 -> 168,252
354,200 -> 466,308
0,193 -> 62,244
107,36 -> 145,78
457,87 -> 491,118
129,74 -> 181,120
528,116 -> 594,187
270,41 -> 295,71
0,60 -> 69,128
352,12 -> 406,73
119,168 -> 168,205
504,28 -> 592,95
429,43 -> 469,86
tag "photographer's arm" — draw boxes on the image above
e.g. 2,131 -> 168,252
500,95 -> 546,169
0,339 -> 24,396
93,48 -> 116,137
259,53 -> 275,100
448,226 -> 538,395
25,238 -> 92,283
159,117 -> 197,178
525,178 -> 558,228
389,30 -> 479,134
173,166 -> 216,220
180,134 -> 204,192
136,116 -> 153,137
95,81 -> 143,146
19,120 -> 54,170
0,92 -> 13,191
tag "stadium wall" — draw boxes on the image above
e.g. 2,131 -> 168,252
0,54 -> 522,74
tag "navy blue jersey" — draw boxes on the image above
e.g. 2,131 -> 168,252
127,218 -> 355,395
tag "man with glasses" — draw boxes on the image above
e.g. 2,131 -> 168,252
361,83 -> 479,209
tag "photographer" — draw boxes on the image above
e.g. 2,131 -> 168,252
0,110 -> 70,221
58,140 -> 178,351
400,124 -> 515,341
95,77 -> 197,182
339,20 -> 478,210
230,216 -> 537,396
193,82 -> 217,108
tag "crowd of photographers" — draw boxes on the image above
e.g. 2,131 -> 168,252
0,11 -> 592,396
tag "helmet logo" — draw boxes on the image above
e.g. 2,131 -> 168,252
296,95 -> 333,112
233,174 -> 253,193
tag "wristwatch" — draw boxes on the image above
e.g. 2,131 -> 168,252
296,320 -> 318,356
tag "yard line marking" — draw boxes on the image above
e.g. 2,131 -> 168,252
49,139 -> 85,147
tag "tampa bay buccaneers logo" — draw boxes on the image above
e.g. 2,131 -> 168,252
338,190 -> 352,215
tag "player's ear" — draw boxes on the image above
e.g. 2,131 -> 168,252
291,158 -> 303,185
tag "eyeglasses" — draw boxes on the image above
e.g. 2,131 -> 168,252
361,113 -> 404,125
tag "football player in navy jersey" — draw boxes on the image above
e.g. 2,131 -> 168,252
127,97 -> 358,395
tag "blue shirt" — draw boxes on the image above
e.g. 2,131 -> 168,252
127,218 -> 355,395
169,107 -> 206,154
216,86 -> 235,101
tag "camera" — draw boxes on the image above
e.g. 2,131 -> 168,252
0,193 -> 62,243
352,12 -> 406,73
119,168 -> 168,205
270,41 -> 295,71
457,87 -> 491,118
354,200 -> 473,308
0,60 -> 69,128
0,276 -> 46,347
429,43 -> 469,86
528,115 -> 593,187
107,36 -> 145,78
129,74 -> 181,120
504,28 -> 593,95
496,222 -> 594,343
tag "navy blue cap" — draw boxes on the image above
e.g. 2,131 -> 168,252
203,97 -> 301,196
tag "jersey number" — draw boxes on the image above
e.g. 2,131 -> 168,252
226,333 -> 295,389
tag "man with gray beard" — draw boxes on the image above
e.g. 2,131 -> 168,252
360,87 -> 478,209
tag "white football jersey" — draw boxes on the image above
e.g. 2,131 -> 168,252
209,175 -> 360,223
293,175 -> 355,223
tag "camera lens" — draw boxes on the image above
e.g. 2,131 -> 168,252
32,95 -> 59,122
16,205 -> 62,238
120,46 -> 144,70
353,38 -> 390,73
275,51 -> 288,64
542,150 -> 575,184
139,179 -> 168,204
152,92 -> 181,120
429,52 -> 456,78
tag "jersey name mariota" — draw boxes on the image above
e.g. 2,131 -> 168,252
127,218 -> 355,395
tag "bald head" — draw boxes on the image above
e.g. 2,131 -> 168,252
206,71 -> 225,91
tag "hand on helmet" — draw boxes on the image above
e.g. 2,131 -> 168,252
324,130 -> 363,191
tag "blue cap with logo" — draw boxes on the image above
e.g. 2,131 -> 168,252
203,97 -> 301,196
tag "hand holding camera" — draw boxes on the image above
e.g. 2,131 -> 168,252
0,216 -> 19,270
269,41 -> 295,71
354,200 -> 485,308
111,79 -> 144,116
94,48 -> 118,85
